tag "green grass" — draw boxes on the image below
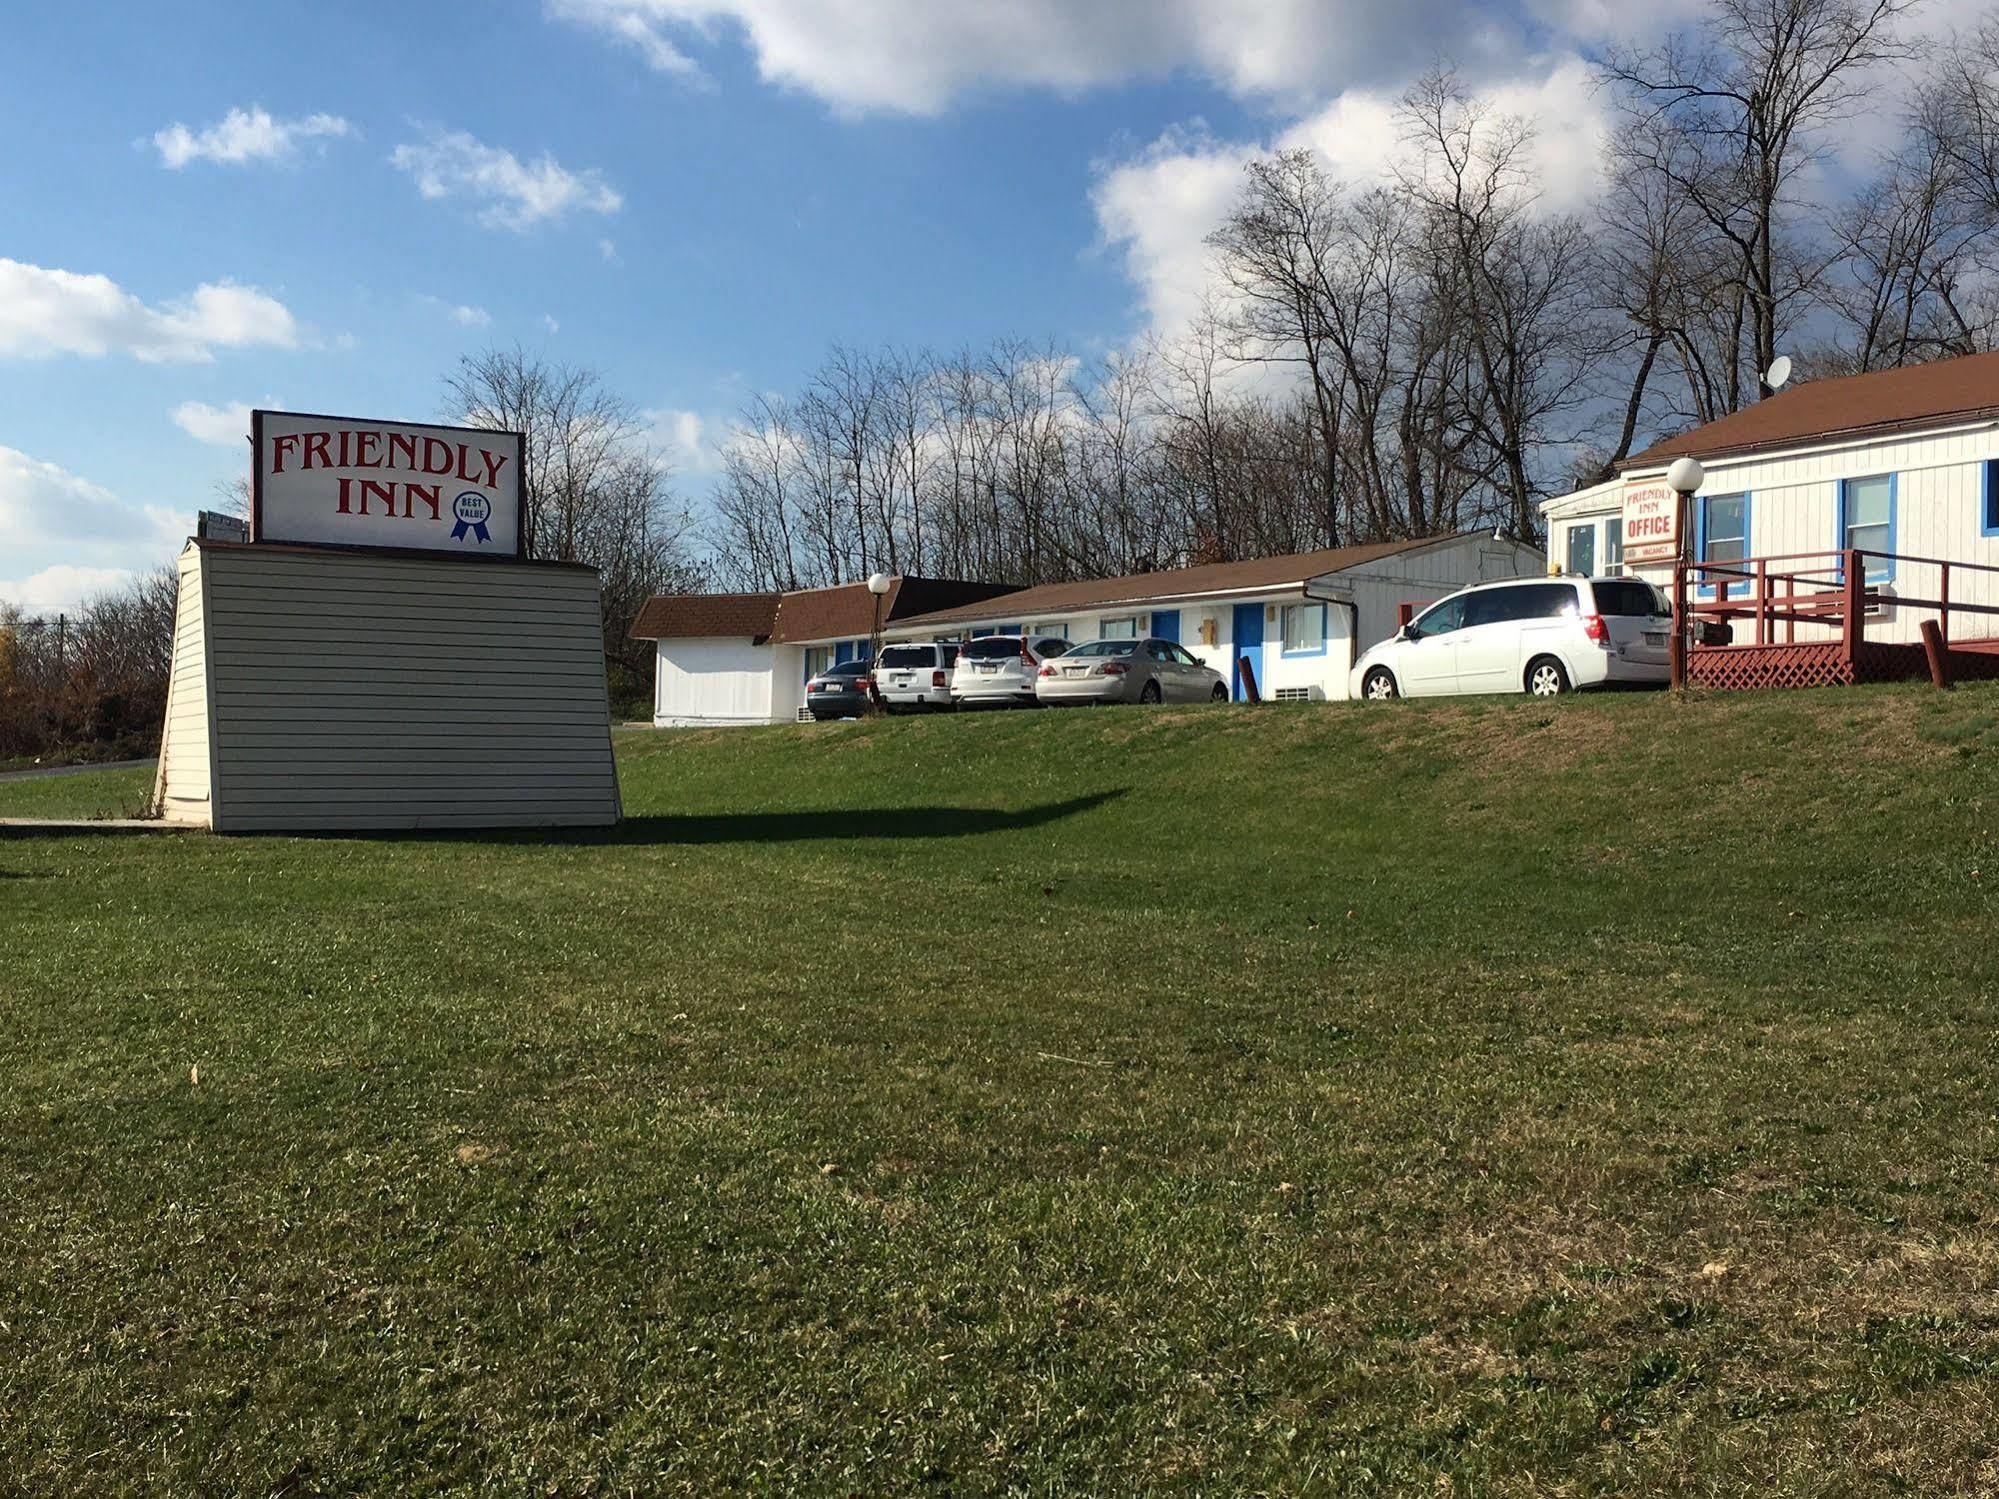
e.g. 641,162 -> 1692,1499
0,765 -> 156,820
4,685 -> 1999,1495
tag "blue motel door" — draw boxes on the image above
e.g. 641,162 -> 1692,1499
1151,609 -> 1180,645
1231,602 -> 1263,701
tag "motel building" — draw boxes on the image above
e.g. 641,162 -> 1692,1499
635,533 -> 1543,726
631,576 -> 1022,726
1541,350 -> 1999,689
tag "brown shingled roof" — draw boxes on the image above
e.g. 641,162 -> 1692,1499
891,536 -> 1460,630
631,576 -> 1023,645
629,592 -> 779,641
768,576 -> 1023,644
1624,350 -> 1999,469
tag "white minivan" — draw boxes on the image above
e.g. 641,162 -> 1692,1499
1350,576 -> 1672,700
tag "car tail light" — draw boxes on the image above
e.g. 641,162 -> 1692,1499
1580,614 -> 1609,643
858,675 -> 872,690
1101,661 -> 1128,676
1037,664 -> 1057,678
932,669 -> 946,687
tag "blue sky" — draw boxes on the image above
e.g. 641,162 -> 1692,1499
5,0 -> 1937,611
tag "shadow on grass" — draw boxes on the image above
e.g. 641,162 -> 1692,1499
457,789 -> 1130,846
0,790 -> 1128,845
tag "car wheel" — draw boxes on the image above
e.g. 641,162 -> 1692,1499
1526,656 -> 1571,697
1362,667 -> 1399,701
1139,680 -> 1162,704
1210,682 -> 1227,703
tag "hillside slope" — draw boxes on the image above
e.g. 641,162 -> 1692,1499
3,685 -> 1998,1494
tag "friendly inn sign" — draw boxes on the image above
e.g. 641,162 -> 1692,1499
251,410 -> 526,558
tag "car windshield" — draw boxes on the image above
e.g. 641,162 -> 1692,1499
1065,640 -> 1137,658
1592,579 -> 1671,617
961,638 -> 1026,660
877,645 -> 932,667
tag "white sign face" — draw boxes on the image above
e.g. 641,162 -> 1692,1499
252,411 -> 525,558
1620,480 -> 1682,566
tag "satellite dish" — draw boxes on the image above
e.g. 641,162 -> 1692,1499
1763,355 -> 1793,391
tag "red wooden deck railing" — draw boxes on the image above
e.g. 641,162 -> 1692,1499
1670,549 -> 1999,690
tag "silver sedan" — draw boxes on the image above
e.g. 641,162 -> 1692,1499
1033,637 -> 1229,705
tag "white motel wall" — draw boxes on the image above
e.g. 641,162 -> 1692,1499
155,541 -> 621,831
1542,423 -> 1999,646
652,637 -> 780,727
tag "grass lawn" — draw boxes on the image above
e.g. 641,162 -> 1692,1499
4,685 -> 1998,1494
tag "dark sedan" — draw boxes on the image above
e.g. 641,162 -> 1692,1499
805,657 -> 875,719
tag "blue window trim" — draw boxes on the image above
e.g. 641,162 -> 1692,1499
1694,491 -> 1752,600
1981,459 -> 1999,538
1279,601 -> 1328,657
1835,473 -> 1897,584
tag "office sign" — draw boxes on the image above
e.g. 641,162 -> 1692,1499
1620,480 -> 1682,566
251,410 -> 525,558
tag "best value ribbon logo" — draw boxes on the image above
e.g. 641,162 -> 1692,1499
450,491 -> 493,544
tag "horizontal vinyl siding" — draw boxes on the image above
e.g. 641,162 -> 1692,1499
155,552 -> 213,822
202,547 -> 619,831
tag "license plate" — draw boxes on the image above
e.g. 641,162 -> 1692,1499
1643,631 -> 1665,646
890,674 -> 909,686
976,663 -> 996,673
1065,666 -> 1085,676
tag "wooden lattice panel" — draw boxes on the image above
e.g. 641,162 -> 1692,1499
1691,643 -> 1856,692
1692,636 -> 1999,691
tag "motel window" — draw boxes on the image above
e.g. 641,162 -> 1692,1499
1565,524 -> 1596,576
1099,615 -> 1141,639
1280,603 -> 1325,654
1839,474 -> 1895,582
1603,519 -> 1625,575
1985,459 -> 1999,535
1031,621 -> 1070,639
1700,493 -> 1749,594
804,646 -> 832,680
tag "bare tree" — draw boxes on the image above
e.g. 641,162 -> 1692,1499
1599,0 -> 1925,411
444,346 -> 704,705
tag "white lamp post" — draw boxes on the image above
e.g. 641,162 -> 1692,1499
1665,457 -> 1705,690
865,572 -> 891,713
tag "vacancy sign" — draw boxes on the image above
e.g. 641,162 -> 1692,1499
251,410 -> 525,558
1620,480 -> 1682,566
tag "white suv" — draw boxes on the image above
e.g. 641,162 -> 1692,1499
874,641 -> 959,712
1351,576 -> 1672,700
951,634 -> 1070,707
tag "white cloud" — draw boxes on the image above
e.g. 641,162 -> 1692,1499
0,447 -> 191,613
0,259 -> 299,363
543,314 -> 561,334
548,0 -> 704,76
598,238 -> 621,264
452,304 -> 492,327
1092,55 -> 1611,338
644,406 -> 720,472
0,564 -> 140,616
390,130 -> 622,230
153,106 -> 352,168
170,400 -> 254,446
546,0 -> 1505,115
